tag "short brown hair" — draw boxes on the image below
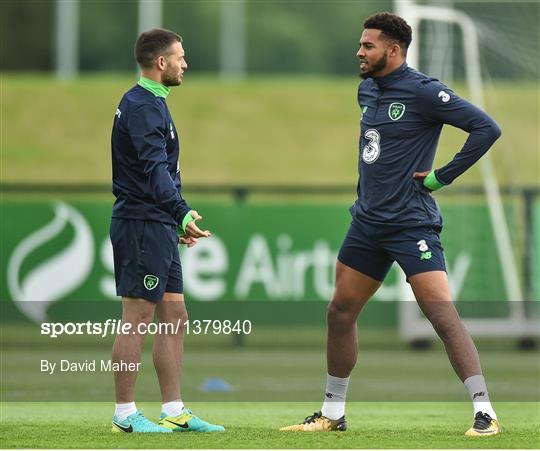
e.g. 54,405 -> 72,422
364,12 -> 412,54
135,28 -> 182,69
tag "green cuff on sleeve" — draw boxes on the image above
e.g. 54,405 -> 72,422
423,170 -> 445,191
180,211 -> 195,234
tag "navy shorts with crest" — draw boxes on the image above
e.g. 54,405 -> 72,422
338,219 -> 446,282
110,218 -> 183,302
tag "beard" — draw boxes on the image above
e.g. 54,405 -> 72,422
360,52 -> 388,79
162,68 -> 182,87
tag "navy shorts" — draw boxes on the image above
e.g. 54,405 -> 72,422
110,218 -> 183,302
338,219 -> 446,282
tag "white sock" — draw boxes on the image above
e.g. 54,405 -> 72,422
464,375 -> 497,419
114,402 -> 137,422
321,374 -> 349,420
162,400 -> 185,417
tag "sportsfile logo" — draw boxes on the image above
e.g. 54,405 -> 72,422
40,319 -> 251,338
40,319 -> 184,338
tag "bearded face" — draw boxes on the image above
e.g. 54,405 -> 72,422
161,41 -> 187,87
360,51 -> 388,79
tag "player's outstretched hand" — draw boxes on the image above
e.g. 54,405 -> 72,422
412,171 -> 432,192
185,210 -> 212,238
180,235 -> 198,247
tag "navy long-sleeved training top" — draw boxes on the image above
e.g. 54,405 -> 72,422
352,63 -> 501,227
111,84 -> 190,226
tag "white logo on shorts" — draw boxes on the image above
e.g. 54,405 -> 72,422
417,240 -> 429,252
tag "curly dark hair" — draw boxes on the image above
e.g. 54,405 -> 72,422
364,12 -> 412,54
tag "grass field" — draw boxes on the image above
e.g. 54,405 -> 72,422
2,324 -> 539,448
2,75 -> 539,187
1,401 -> 539,448
2,324 -> 538,403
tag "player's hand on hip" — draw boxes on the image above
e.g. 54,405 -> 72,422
180,235 -> 198,247
412,171 -> 432,192
185,210 -> 212,238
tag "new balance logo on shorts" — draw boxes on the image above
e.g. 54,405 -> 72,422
417,240 -> 432,260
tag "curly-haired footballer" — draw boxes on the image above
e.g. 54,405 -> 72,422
280,12 -> 501,436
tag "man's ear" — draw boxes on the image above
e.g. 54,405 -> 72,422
156,55 -> 166,70
389,43 -> 400,57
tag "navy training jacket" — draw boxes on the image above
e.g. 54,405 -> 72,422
353,63 -> 501,228
111,84 -> 191,226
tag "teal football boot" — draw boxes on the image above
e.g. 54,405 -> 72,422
159,408 -> 225,432
112,411 -> 172,433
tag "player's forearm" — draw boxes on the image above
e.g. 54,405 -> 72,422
435,120 -> 501,185
149,163 -> 192,224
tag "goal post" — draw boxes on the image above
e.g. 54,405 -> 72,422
393,0 -> 539,340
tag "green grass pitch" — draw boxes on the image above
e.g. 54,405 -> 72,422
1,401 -> 538,448
2,325 -> 539,448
